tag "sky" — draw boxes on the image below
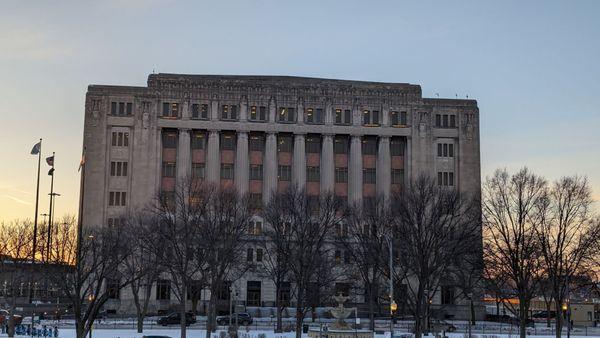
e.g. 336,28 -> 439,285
0,0 -> 599,222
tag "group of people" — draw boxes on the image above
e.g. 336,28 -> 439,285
2,324 -> 59,337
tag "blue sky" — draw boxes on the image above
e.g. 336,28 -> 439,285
1,0 -> 599,220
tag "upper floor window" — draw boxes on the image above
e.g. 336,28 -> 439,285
108,191 -> 127,206
191,103 -> 209,119
390,138 -> 404,156
305,108 -> 324,124
111,132 -> 129,147
220,133 -> 236,150
437,143 -> 454,157
162,162 -> 176,178
307,166 -> 320,182
278,165 -> 291,181
335,167 -> 348,183
305,136 -> 321,153
362,138 -> 377,155
191,132 -> 205,150
249,220 -> 263,235
110,161 -> 128,176
334,108 -> 352,125
249,193 -> 262,210
437,171 -> 455,186
435,114 -> 457,128
249,134 -> 264,151
162,102 -> 179,118
110,102 -> 133,116
249,165 -> 263,180
221,164 -> 234,180
192,163 -> 205,179
334,137 -> 349,154
390,111 -> 407,126
156,279 -> 170,300
278,107 -> 296,123
161,131 -> 177,148
363,168 -> 376,184
277,135 -> 293,153
221,104 -> 238,121
391,169 -> 404,185
249,106 -> 267,122
363,110 -> 380,126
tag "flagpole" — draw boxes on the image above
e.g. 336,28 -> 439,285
30,138 -> 41,304
76,147 -> 86,265
46,152 -> 55,263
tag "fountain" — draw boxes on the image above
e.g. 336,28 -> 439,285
308,294 -> 374,338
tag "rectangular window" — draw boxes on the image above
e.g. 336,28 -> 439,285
335,167 -> 348,183
110,161 -> 128,176
441,286 -> 455,305
249,165 -> 263,180
305,136 -> 321,153
334,137 -> 349,154
436,114 -> 441,127
437,172 -> 455,186
112,132 -> 130,147
278,165 -> 291,181
191,133 -> 205,149
390,138 -> 404,156
126,103 -> 132,115
400,111 -> 407,125
363,109 -> 380,126
161,102 -> 179,118
437,143 -> 443,157
111,102 -> 117,115
162,131 -> 177,148
192,163 -> 205,179
305,108 -> 324,124
162,162 -> 176,177
108,191 -> 126,206
221,104 -> 238,120
249,105 -> 267,121
450,115 -> 456,128
221,164 -> 234,180
249,193 -> 262,210
119,102 -> 125,115
191,104 -> 200,119
363,168 -> 376,184
449,143 -> 454,157
246,281 -> 261,306
277,135 -> 293,153
391,169 -> 404,185
249,221 -> 263,235
437,143 -> 454,157
307,166 -> 320,182
107,279 -> 120,299
362,138 -> 377,155
390,111 -> 408,126
278,107 -> 296,123
247,248 -> 254,262
256,248 -> 263,262
156,279 -> 170,300
249,135 -> 264,151
220,134 -> 235,150
335,108 -> 352,125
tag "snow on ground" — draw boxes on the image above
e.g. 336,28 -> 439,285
1,329 -> 600,338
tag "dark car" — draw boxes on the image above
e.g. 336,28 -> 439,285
532,310 -> 557,319
216,313 -> 253,326
430,320 -> 457,332
157,312 -> 196,326
0,310 -> 23,326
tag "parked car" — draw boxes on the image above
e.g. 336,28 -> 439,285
430,320 -> 457,332
532,310 -> 557,319
157,312 -> 196,326
216,313 -> 253,326
0,310 -> 23,326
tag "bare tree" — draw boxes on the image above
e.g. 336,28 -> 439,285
483,168 -> 546,338
146,177 -> 210,338
48,223 -> 132,338
200,186 -> 253,338
535,176 -> 600,338
339,196 -> 390,330
0,220 -> 35,338
122,212 -> 164,333
263,186 -> 345,338
391,175 -> 480,338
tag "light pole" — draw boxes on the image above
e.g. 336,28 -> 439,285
467,293 -> 473,338
384,234 -> 395,337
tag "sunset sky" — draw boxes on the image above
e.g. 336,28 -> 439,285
1,0 -> 599,222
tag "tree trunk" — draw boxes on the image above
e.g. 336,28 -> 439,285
546,300 -> 552,328
414,299 -> 422,338
275,284 -> 282,333
295,287 -> 304,338
556,302 -> 564,338
368,284 -> 375,331
205,294 -> 217,338
519,299 -> 527,338
180,287 -> 187,338
137,313 -> 144,333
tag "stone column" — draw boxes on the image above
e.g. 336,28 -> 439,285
235,132 -> 249,194
263,132 -> 278,204
240,98 -> 248,122
176,128 -> 191,184
349,135 -> 363,204
206,130 -> 220,183
321,134 -> 335,193
292,133 -> 306,188
377,136 -> 391,199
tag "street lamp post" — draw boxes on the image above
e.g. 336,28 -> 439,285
386,235 -> 395,337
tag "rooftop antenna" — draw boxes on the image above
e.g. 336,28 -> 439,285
455,94 -> 458,98
466,94 -> 469,98
152,68 -> 155,74
435,93 -> 439,98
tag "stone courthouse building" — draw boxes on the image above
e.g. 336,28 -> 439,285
82,73 -> 480,316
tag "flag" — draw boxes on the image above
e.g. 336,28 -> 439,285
78,148 -> 86,172
46,155 -> 54,166
30,141 -> 41,155
48,168 -> 54,176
